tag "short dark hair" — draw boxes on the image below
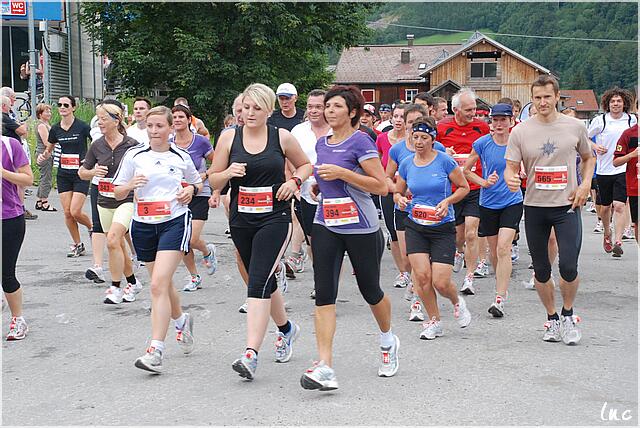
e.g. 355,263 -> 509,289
171,104 -> 192,120
497,97 -> 513,106
404,104 -> 428,122
307,89 -> 327,98
134,97 -> 152,109
513,99 -> 522,109
414,92 -> 435,107
601,87 -> 633,113
531,75 -> 560,95
324,85 -> 364,127
59,95 -> 76,107
434,97 -> 447,105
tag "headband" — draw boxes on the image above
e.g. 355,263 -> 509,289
412,122 -> 437,138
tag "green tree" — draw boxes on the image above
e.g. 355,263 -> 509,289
79,2 -> 373,135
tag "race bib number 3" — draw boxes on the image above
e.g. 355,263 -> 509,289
98,178 -> 115,198
60,154 -> 80,169
411,204 -> 440,226
137,198 -> 172,221
238,186 -> 273,213
534,166 -> 568,190
323,197 -> 359,226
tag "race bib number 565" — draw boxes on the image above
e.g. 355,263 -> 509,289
534,166 -> 568,190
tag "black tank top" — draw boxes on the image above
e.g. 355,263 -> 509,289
229,125 -> 291,228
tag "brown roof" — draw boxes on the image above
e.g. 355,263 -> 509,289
560,90 -> 599,112
334,44 -> 461,84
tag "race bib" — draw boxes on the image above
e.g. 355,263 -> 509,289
60,153 -> 80,169
323,197 -> 359,226
453,153 -> 475,171
411,204 -> 440,226
238,186 -> 273,213
534,166 -> 568,190
98,178 -> 114,198
137,197 -> 172,222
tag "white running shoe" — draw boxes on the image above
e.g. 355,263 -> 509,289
176,313 -> 195,354
393,272 -> 408,288
453,251 -> 464,273
473,261 -> 489,278
183,274 -> 202,292
103,286 -> 123,304
276,261 -> 288,293
301,361 -> 338,391
622,227 -> 634,240
202,243 -> 218,275
560,314 -> 581,345
542,319 -> 562,342
454,296 -> 471,328
488,297 -> 505,318
134,346 -> 164,373
409,299 -> 425,322
419,317 -> 443,340
84,266 -> 106,283
238,300 -> 248,313
378,335 -> 400,377
460,274 -> 475,295
523,273 -> 536,290
122,283 -> 137,303
593,220 -> 604,233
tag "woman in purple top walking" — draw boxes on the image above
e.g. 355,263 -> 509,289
2,136 -> 33,340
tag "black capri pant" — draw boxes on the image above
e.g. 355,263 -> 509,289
231,222 -> 292,299
2,215 -> 26,294
524,205 -> 582,283
89,184 -> 104,234
312,224 -> 385,306
380,194 -> 397,242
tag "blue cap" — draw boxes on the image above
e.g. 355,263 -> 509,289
379,104 -> 392,112
489,103 -> 513,117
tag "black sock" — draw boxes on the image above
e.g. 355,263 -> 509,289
547,313 -> 559,321
246,347 -> 258,356
112,281 -> 121,288
561,307 -> 573,317
126,274 -> 136,285
278,320 -> 291,335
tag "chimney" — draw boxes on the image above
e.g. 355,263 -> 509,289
407,34 -> 415,47
401,48 -> 410,64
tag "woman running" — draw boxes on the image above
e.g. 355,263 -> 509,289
210,83 -> 312,381
113,106 -> 202,373
79,103 -> 142,305
171,104 -> 218,291
300,85 -> 397,392
394,118 -> 472,340
2,135 -> 33,340
34,103 -> 57,212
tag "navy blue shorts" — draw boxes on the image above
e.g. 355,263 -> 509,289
130,212 -> 192,262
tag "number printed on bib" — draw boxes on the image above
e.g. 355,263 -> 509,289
323,197 -> 360,226
60,153 -> 80,169
137,197 -> 172,222
238,186 -> 273,213
453,153 -> 475,171
534,166 -> 568,190
98,178 -> 115,198
411,204 -> 440,226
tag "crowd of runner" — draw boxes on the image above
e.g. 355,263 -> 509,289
1,75 -> 637,390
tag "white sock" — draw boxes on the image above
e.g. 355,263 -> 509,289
173,313 -> 187,330
149,340 -> 164,353
15,316 -> 25,323
380,330 -> 394,348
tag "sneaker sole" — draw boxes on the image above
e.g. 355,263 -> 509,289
460,287 -> 475,296
612,246 -> 623,257
134,358 -> 163,374
543,337 -> 561,343
378,337 -> 400,377
300,374 -> 338,391
409,314 -> 424,322
232,360 -> 254,380
103,298 -> 122,304
85,269 -> 105,283
420,332 -> 443,340
488,306 -> 504,318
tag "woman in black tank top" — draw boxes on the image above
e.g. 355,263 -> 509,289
211,83 -> 312,380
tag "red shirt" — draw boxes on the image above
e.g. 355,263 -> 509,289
613,124 -> 638,196
437,117 -> 490,190
375,131 -> 393,169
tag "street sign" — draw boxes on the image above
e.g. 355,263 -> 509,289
1,0 -> 26,16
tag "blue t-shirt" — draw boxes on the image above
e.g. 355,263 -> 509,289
314,130 -> 380,234
398,151 -> 457,227
473,134 -> 523,209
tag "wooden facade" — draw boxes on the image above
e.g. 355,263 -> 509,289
357,83 -> 430,106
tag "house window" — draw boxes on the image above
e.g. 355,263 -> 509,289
418,63 -> 427,70
361,89 -> 375,103
470,62 -> 497,78
576,100 -> 584,105
405,89 -> 419,102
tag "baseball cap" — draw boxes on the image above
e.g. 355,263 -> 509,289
379,104 -> 392,112
363,104 -> 376,115
489,103 -> 513,117
276,83 -> 297,97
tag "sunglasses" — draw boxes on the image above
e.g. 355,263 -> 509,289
57,102 -> 71,108
278,95 -> 293,100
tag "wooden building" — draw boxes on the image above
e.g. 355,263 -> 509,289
559,89 -> 600,120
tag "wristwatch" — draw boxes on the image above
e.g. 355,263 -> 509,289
290,176 -> 302,189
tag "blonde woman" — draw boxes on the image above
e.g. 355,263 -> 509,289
34,103 -> 57,211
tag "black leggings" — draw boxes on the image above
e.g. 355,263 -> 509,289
89,184 -> 104,234
524,205 -> 582,283
380,193 -> 397,242
312,224 -> 385,306
2,215 -> 26,294
231,222 -> 292,299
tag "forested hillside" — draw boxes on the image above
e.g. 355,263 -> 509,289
366,2 -> 637,96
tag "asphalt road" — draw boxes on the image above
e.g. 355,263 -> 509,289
2,189 -> 638,426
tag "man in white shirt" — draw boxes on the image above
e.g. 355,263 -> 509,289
126,97 -> 151,145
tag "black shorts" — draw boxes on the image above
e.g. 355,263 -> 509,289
404,220 -> 456,265
57,172 -> 89,195
596,173 -> 626,206
590,176 -> 598,191
394,209 -> 409,232
189,196 -> 210,221
130,213 -> 192,263
89,184 -> 104,234
454,189 -> 480,225
630,196 -> 638,224
299,198 -> 318,238
478,203 -> 523,237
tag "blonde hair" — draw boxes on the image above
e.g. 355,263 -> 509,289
96,103 -> 127,136
35,103 -> 51,119
242,83 -> 276,113
146,106 -> 173,125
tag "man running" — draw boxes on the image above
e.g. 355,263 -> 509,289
268,83 -> 306,131
127,97 -> 151,145
613,121 -> 639,242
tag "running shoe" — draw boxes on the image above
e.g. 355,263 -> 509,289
103,286 -> 123,304
276,261 -> 288,293
202,243 -> 218,275
454,296 -> 471,328
560,314 -> 582,345
6,316 -> 28,341
453,251 -> 465,273
622,227 -> 634,240
283,259 -> 296,279
131,279 -> 143,294
232,349 -> 258,380
67,243 -> 85,258
131,255 -> 144,271
134,346 -> 164,373
612,241 -> 623,258
274,322 -> 300,363
419,317 -> 443,340
528,261 -> 534,269
378,335 -> 400,377
586,202 -> 597,213
393,272 -> 409,288
238,300 -> 248,313
122,283 -> 138,303
511,244 -> 520,262
176,313 -> 195,354
386,233 -> 391,250
522,274 -> 536,290
403,285 -> 414,302
488,296 -> 505,318
603,235 -> 613,253
460,274 -> 475,295
542,319 -> 562,342
301,361 -> 338,391
84,265 -> 106,283
309,289 -> 316,300
409,299 -> 425,322
183,274 -> 202,292
286,255 -> 305,274
593,220 -> 604,233
473,261 -> 489,278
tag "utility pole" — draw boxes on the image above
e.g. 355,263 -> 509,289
27,0 -> 37,119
